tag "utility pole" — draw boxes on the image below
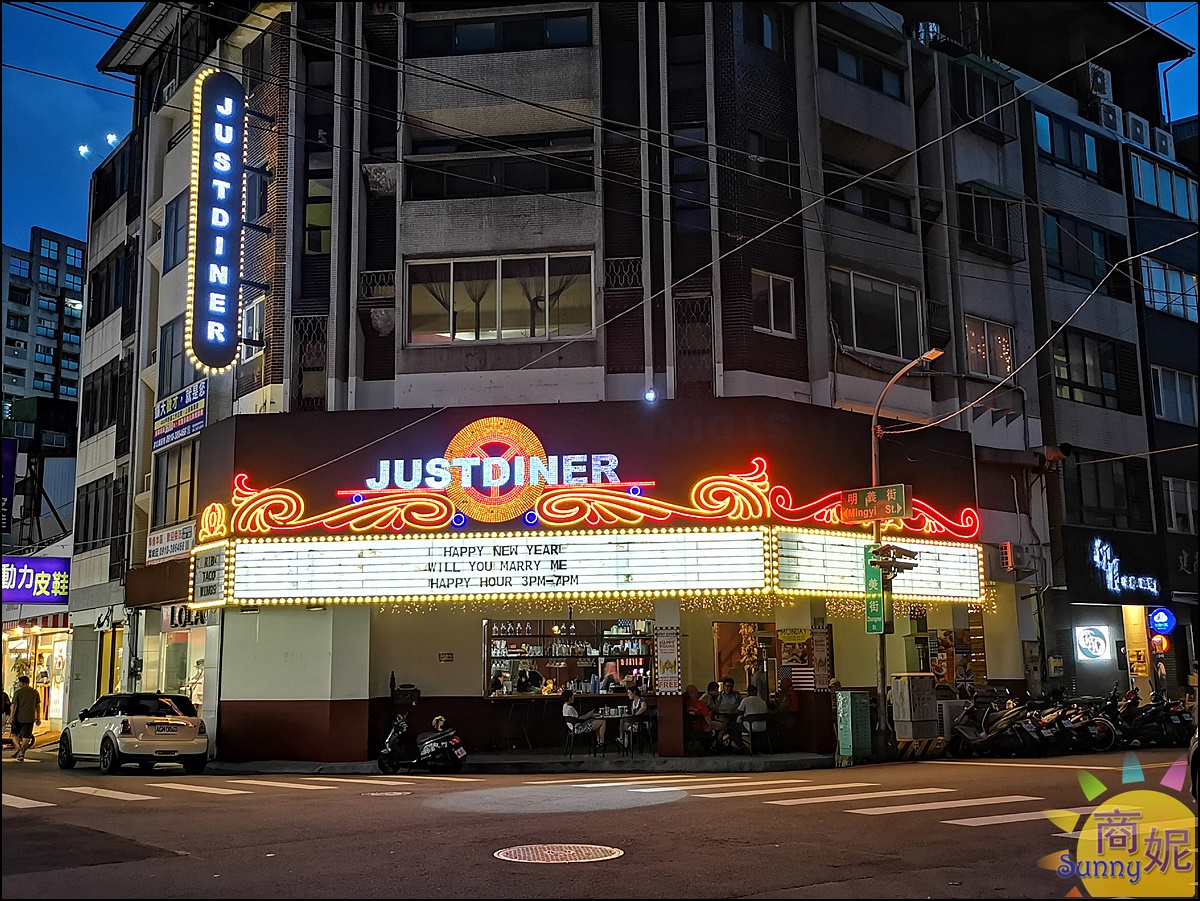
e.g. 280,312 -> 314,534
869,347 -> 943,758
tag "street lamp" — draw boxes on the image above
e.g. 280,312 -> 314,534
870,347 -> 943,755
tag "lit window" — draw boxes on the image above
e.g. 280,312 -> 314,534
964,316 -> 1014,379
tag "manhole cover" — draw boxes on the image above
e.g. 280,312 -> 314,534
494,844 -> 624,864
361,791 -> 412,797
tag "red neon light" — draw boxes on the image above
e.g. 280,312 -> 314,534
216,459 -> 981,540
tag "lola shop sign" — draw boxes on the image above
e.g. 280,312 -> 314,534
186,69 -> 246,373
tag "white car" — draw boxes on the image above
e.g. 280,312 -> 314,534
58,692 -> 209,775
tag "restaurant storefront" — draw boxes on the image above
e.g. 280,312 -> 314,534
188,398 -> 996,762
1046,526 -> 1168,698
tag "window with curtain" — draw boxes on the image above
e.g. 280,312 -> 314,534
829,268 -> 921,358
407,255 -> 593,345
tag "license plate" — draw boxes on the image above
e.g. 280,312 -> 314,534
453,746 -> 466,758
1021,722 -> 1036,731
1170,716 -> 1181,723
1041,730 -> 1055,739
154,724 -> 179,734
1087,726 -> 1099,735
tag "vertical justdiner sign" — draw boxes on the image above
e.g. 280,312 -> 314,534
186,69 -> 246,373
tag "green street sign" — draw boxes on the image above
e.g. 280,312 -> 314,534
865,546 -> 884,634
840,484 -> 912,524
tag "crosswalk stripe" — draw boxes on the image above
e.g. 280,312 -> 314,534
3,793 -> 56,809
632,779 -> 814,793
695,782 -> 877,799
228,780 -> 337,790
302,777 -> 416,786
767,787 -> 954,807
525,774 -> 724,785
942,806 -> 1095,827
58,787 -> 159,801
146,783 -> 252,795
849,794 -> 1043,815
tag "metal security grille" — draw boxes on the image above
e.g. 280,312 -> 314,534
493,844 -> 624,864
673,293 -> 713,398
291,315 -> 327,412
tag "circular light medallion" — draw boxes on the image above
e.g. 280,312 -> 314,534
1147,606 -> 1175,635
443,417 -> 547,523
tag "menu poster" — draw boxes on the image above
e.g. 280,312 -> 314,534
779,628 -> 812,667
812,626 -> 831,691
654,625 -> 681,695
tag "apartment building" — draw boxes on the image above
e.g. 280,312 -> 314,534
67,2 -> 1193,760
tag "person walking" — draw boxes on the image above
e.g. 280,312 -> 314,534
10,675 -> 41,761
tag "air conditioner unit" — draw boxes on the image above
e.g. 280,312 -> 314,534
1151,127 -> 1175,160
1125,112 -> 1150,148
1088,63 -> 1113,101
161,78 -> 177,104
999,541 -> 1015,571
1097,101 -> 1123,137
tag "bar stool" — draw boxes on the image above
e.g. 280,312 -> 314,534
504,701 -> 532,750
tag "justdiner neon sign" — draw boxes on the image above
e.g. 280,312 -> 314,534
196,416 -> 982,540
186,69 -> 246,373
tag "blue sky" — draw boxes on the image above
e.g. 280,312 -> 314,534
1,1 -> 1197,249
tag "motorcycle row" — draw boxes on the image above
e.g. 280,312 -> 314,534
946,683 -> 1196,758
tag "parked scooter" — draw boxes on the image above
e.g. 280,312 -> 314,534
379,711 -> 468,774
947,688 -> 1046,757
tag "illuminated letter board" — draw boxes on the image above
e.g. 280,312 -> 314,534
186,69 -> 246,373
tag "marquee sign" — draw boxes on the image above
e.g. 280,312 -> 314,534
228,529 -> 767,604
197,416 -> 981,541
775,530 -> 983,601
186,69 -> 246,373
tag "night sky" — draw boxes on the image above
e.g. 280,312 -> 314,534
1,2 -> 1197,250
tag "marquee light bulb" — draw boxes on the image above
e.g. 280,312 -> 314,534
644,387 -> 657,403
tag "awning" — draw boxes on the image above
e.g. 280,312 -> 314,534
3,610 -> 69,631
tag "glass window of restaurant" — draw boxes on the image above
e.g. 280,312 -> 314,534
140,607 -> 207,716
485,618 -> 655,695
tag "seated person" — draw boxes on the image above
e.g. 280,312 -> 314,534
527,668 -> 544,691
699,681 -> 721,715
773,676 -> 800,715
733,684 -> 770,749
711,677 -> 742,747
683,684 -> 713,751
561,689 -> 605,747
489,672 -> 508,695
620,686 -> 649,748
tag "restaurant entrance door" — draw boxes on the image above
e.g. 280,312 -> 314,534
712,621 -> 777,691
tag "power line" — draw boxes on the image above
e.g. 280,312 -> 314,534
1073,443 -> 1199,466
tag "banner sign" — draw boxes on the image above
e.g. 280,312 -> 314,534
654,625 -> 681,695
147,522 -> 197,563
1,556 -> 70,605
153,380 -> 208,452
